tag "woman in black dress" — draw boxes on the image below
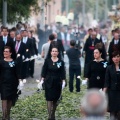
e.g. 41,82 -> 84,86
41,46 -> 66,120
86,48 -> 108,89
104,51 -> 120,120
0,46 -> 19,120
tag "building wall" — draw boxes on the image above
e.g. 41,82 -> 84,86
29,0 -> 62,28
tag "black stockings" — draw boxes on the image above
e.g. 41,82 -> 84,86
110,112 -> 120,120
2,100 -> 12,120
47,101 -> 57,120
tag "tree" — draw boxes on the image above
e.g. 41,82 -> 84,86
0,0 -> 52,24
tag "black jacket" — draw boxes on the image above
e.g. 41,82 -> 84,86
104,64 -> 120,90
22,38 -> 34,58
108,39 -> 120,64
0,36 -> 16,60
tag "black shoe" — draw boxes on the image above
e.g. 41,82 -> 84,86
36,89 -> 40,93
30,75 -> 34,78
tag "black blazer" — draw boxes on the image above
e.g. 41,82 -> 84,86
0,36 -> 16,60
108,39 -> 120,64
22,38 -> 33,58
31,37 -> 38,55
104,64 -> 120,90
14,41 -> 26,60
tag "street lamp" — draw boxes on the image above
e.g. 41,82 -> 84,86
2,0 -> 7,26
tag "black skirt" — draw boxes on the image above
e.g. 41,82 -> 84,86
44,76 -> 62,101
108,90 -> 120,112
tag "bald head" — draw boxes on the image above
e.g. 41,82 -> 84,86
81,89 -> 107,117
91,31 -> 97,39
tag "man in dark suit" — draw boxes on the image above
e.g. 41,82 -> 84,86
21,30 -> 34,78
52,32 -> 65,59
83,31 -> 106,77
108,32 -> 120,64
10,30 -> 16,42
57,27 -> 66,47
0,27 -> 16,60
14,34 -> 26,79
28,31 -> 38,78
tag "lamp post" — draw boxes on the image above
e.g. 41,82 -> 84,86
40,0 -> 45,29
82,0 -> 85,25
2,0 -> 7,26
95,0 -> 99,21
104,0 -> 108,22
66,0 -> 69,15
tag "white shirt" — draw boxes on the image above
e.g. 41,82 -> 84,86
61,32 -> 65,40
23,37 -> 28,44
114,40 -> 119,44
66,33 -> 70,41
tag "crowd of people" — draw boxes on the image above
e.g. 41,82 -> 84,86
0,20 -> 120,120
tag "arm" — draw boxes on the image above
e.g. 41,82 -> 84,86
103,67 -> 110,92
33,37 -> 38,55
41,45 -> 45,58
60,61 -> 66,81
85,62 -> 91,79
41,59 -> 48,79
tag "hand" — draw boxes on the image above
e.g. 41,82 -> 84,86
82,79 -> 87,85
37,79 -> 44,90
62,80 -> 66,90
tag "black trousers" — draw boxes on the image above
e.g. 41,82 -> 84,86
29,60 -> 35,77
69,65 -> 81,92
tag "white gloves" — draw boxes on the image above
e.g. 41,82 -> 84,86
37,79 -> 44,90
62,80 -> 66,90
77,76 -> 87,85
82,79 -> 87,85
17,79 -> 26,92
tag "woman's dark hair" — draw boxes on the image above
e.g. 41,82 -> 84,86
46,41 -> 61,59
70,40 -> 76,46
94,48 -> 103,54
112,51 -> 120,58
4,46 -> 12,53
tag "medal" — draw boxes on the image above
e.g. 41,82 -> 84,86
53,62 -> 55,65
97,76 -> 100,80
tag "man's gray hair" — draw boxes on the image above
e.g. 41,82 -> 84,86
81,89 -> 108,116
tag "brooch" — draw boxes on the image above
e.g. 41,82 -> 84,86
102,62 -> 108,68
56,62 -> 62,68
9,61 -> 15,67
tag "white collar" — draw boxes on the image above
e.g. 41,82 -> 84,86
3,36 -> 7,38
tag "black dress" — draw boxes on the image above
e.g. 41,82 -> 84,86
0,60 -> 19,105
86,60 -> 108,89
41,58 -> 66,101
108,71 -> 120,112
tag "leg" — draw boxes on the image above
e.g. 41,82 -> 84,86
69,66 -> 74,92
110,112 -> 117,120
47,101 -> 53,119
2,100 -> 8,120
7,100 -> 12,120
116,111 -> 120,120
30,60 -> 35,78
51,101 -> 57,119
75,67 -> 81,92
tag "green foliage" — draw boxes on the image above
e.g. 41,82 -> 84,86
0,0 -> 52,24
0,86 -> 86,120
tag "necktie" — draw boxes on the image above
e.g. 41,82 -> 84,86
3,37 -> 7,44
15,42 -> 19,53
